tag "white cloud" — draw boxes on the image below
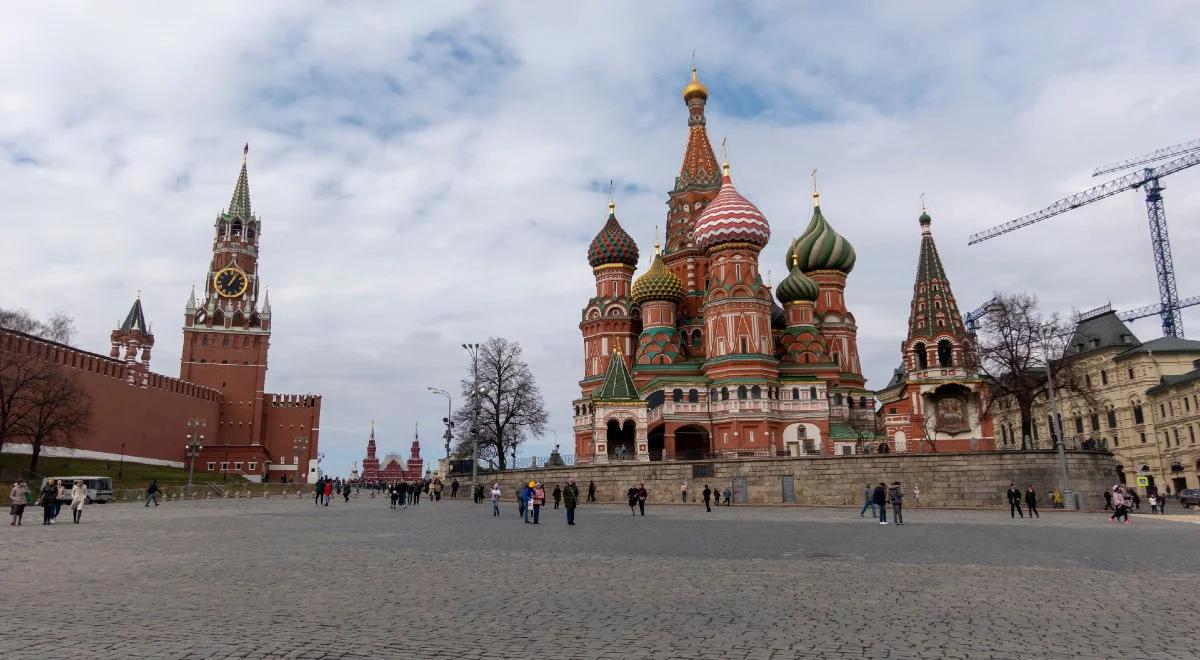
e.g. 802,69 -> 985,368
4,2 -> 1200,472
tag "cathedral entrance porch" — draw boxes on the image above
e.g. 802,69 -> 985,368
673,425 -> 710,460
606,419 -> 637,461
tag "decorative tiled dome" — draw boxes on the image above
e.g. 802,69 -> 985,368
587,202 -> 639,267
693,165 -> 771,251
776,262 -> 819,305
632,249 -> 685,305
788,204 -> 855,274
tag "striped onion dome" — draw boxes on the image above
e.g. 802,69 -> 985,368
632,248 -> 685,305
787,203 -> 855,274
693,164 -> 771,251
587,202 -> 640,267
776,262 -> 819,304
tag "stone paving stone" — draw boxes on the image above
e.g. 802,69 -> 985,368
0,498 -> 1197,658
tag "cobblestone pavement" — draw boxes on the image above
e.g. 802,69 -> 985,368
2,496 -> 1198,659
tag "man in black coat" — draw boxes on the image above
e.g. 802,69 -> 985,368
872,482 -> 888,524
1006,482 -> 1024,518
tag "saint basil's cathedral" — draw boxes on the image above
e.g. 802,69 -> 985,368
572,67 -> 993,461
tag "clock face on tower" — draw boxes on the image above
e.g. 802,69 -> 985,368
214,267 -> 248,298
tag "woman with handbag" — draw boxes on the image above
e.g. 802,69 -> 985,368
40,480 -> 57,525
9,481 -> 29,526
70,479 -> 88,524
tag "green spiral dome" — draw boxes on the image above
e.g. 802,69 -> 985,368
632,252 -> 685,305
786,205 -> 856,274
776,264 -> 819,305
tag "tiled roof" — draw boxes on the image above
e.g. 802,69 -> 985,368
593,352 -> 640,402
1066,311 -> 1139,356
120,298 -> 148,333
1147,367 -> 1200,394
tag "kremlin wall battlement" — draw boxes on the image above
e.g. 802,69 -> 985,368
1,327 -> 220,466
474,450 -> 1117,510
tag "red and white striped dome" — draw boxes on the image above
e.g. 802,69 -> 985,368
693,166 -> 770,251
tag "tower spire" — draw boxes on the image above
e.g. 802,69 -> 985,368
811,168 -> 820,207
228,144 -> 252,220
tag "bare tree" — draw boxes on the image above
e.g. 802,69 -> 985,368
976,293 -> 1090,449
22,366 -> 90,473
919,411 -> 940,452
0,352 -> 49,456
451,337 -> 549,471
0,308 -> 76,345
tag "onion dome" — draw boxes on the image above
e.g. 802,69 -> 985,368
776,259 -> 820,305
787,194 -> 855,273
587,201 -> 639,267
693,163 -> 771,251
632,245 -> 685,305
682,64 -> 708,102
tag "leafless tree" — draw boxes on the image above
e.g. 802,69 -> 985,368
451,337 -> 548,471
0,352 -> 48,456
22,366 -> 91,473
0,308 -> 76,345
919,411 -> 940,452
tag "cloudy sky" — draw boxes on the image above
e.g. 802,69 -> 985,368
4,2 -> 1200,474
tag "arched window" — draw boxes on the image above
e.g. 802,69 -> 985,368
721,387 -> 729,401
914,342 -> 928,369
691,329 -> 702,347
860,396 -> 868,409
809,386 -> 817,400
231,220 -> 243,237
687,389 -> 698,403
847,397 -> 854,409
937,339 -> 953,367
834,393 -> 843,406
737,385 -> 748,400
751,385 -> 762,399
792,387 -> 800,400
672,388 -> 683,403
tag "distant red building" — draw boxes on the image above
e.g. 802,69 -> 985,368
360,422 -> 424,481
1,147 -> 322,482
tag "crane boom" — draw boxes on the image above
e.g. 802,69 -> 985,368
1119,294 -> 1200,323
968,150 -> 1200,245
1093,137 -> 1200,177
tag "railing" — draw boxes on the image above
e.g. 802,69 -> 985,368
107,483 -> 315,503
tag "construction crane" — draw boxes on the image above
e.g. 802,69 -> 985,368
963,297 -> 999,335
968,140 -> 1200,338
967,294 -> 1200,336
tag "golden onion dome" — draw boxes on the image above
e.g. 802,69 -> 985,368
682,65 -> 708,102
632,245 -> 685,305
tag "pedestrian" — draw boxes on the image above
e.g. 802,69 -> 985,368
1006,482 -> 1024,519
314,477 -> 324,506
145,479 -> 160,507
70,479 -> 87,524
587,480 -> 596,503
451,479 -> 460,498
52,479 -> 65,520
1024,485 -> 1039,519
859,482 -> 876,518
1130,490 -> 1140,510
398,480 -> 409,507
523,482 -> 535,523
1103,488 -> 1113,511
517,484 -> 527,519
1109,485 -> 1130,524
702,484 -> 712,512
39,479 -> 57,525
322,479 -> 332,506
1148,493 -> 1159,514
9,480 -> 29,526
532,482 -> 545,524
552,485 -> 562,510
389,482 -> 398,509
1052,489 -> 1063,509
343,482 -> 351,503
723,486 -> 732,506
637,483 -> 648,516
888,481 -> 904,526
872,482 -> 888,525
680,481 -> 688,503
473,483 -> 484,504
563,478 -> 579,525
627,484 -> 638,515
912,484 -> 921,507
490,482 -> 501,517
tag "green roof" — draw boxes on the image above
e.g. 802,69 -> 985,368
593,352 -> 640,402
829,423 -> 875,440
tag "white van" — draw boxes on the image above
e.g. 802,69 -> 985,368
41,476 -> 114,504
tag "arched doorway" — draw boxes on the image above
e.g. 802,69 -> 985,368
675,425 -> 709,460
647,425 -> 665,461
607,419 -> 636,460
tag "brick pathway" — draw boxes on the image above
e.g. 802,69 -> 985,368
2,497 -> 1197,658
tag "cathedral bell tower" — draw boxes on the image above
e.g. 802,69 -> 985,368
180,145 -> 271,445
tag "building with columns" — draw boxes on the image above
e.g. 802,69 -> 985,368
573,68 -> 875,462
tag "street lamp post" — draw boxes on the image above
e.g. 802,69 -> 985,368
462,343 -> 483,489
1039,327 -> 1074,510
427,387 -> 454,461
185,418 -> 206,496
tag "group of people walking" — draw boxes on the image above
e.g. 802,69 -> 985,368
859,481 -> 906,525
1005,483 -> 1042,519
502,479 -> 580,524
7,479 -> 87,526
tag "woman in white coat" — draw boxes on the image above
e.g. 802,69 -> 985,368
69,479 -> 88,524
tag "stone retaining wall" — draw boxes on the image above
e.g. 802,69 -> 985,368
464,450 -> 1117,510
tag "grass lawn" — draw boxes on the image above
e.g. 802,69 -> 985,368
0,453 -> 246,491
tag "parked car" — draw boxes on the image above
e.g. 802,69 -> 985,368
40,476 -> 114,504
1179,488 -> 1200,509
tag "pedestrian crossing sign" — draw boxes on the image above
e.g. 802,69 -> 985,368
1136,476 -> 1149,487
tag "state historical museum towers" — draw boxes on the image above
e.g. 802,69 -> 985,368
573,68 -> 875,461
